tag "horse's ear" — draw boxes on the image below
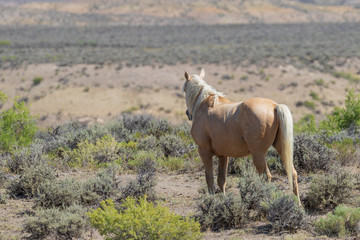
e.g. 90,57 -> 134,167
185,71 -> 190,82
199,68 -> 205,79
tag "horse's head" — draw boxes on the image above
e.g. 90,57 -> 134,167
183,68 -> 206,121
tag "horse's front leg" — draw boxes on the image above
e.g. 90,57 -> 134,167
198,147 -> 215,194
218,156 -> 228,194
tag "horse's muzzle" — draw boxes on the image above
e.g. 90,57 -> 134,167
186,109 -> 192,121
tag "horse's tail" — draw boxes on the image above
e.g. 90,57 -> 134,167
275,104 -> 294,193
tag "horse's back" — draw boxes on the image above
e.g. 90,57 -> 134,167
209,97 -> 278,155
242,97 -> 277,115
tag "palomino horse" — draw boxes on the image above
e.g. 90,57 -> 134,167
182,68 -> 300,203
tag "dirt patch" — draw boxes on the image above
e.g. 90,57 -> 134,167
0,197 -> 33,239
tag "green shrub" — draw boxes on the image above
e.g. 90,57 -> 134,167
36,121 -> 89,153
119,159 -> 157,202
119,140 -> 137,150
125,150 -> 158,170
0,40 -> 11,46
115,113 -> 174,138
228,157 -> 243,174
7,164 -> 56,198
329,138 -> 359,165
262,193 -> 305,233
173,123 -> 193,144
0,169 -> 5,187
0,91 -> 37,152
237,159 -> 277,219
314,78 -> 325,86
314,205 -> 360,237
36,168 -> 119,209
6,142 -> 46,173
137,135 -> 157,151
147,118 -> 172,138
266,148 -> 285,174
0,192 -> 9,204
240,75 -> 248,80
36,121 -> 109,155
295,90 -> 360,134
333,71 -> 360,83
82,167 -> 119,205
310,91 -> 320,101
0,91 -> 7,103
306,170 -> 355,211
105,120 -> 132,142
64,135 -> 121,167
294,114 -> 318,133
24,205 -> 88,240
35,178 -> 83,209
88,196 -> 202,240
320,89 -> 360,133
158,156 -> 185,171
304,100 -> 316,110
293,133 -> 336,173
32,76 -> 43,86
158,134 -> 187,158
121,113 -> 154,133
196,193 -> 246,232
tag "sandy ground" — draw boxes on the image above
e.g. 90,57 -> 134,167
1,61 -> 360,127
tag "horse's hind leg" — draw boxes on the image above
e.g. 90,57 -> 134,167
265,163 -> 272,182
291,166 -> 300,198
198,147 -> 215,194
217,156 -> 228,194
252,152 -> 271,181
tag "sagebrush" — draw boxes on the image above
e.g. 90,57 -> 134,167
262,193 -> 305,233
293,133 -> 336,172
237,159 -> 277,220
306,169 -> 355,211
119,159 -> 157,202
196,193 -> 246,232
7,164 -> 56,198
24,205 -> 88,240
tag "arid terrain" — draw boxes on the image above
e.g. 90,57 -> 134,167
1,61 -> 360,128
1,1 -> 360,240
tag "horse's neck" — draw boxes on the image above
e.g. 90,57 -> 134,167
204,95 -> 231,108
217,96 -> 232,104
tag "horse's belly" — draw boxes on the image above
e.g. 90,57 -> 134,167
211,138 -> 249,157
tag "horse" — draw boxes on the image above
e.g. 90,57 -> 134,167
182,68 -> 300,203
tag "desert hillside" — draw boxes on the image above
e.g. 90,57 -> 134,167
1,0 -> 360,26
1,22 -> 360,126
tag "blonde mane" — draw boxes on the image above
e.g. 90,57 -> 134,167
183,74 -> 225,118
